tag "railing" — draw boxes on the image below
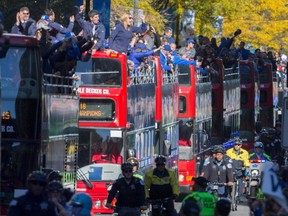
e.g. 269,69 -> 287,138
224,66 -> 239,80
129,61 -> 155,85
43,73 -> 77,95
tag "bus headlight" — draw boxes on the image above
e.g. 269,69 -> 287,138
179,174 -> 184,182
94,200 -> 101,209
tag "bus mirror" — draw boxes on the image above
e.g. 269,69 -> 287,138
127,148 -> 136,158
224,126 -> 231,139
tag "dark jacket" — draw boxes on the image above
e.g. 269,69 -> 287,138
109,21 -> 147,53
11,18 -> 36,36
8,191 -> 57,216
203,158 -> 233,183
107,176 -> 146,208
75,12 -> 105,51
48,21 -> 74,43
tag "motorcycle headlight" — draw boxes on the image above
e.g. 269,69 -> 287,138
251,169 -> 259,177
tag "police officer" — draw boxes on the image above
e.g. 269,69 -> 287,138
127,157 -> 144,180
202,146 -> 233,197
144,155 -> 180,216
106,162 -> 146,215
249,141 -> 271,161
8,171 -> 57,216
180,177 -> 216,216
226,138 -> 250,201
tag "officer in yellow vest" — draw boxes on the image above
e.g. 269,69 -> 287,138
179,177 -> 216,216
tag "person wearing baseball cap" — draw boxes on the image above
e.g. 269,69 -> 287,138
180,176 -> 216,216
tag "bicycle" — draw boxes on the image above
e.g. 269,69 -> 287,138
230,180 -> 238,211
206,182 -> 228,198
111,206 -> 143,216
147,197 -> 177,216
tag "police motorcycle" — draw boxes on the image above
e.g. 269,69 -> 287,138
247,158 -> 273,199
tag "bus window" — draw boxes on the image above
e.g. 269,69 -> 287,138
178,65 -> 191,85
241,90 -> 248,105
179,96 -> 187,113
260,90 -> 267,103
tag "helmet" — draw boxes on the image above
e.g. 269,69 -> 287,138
70,193 -> 92,216
127,157 -> 139,167
121,162 -> 133,171
234,137 -> 242,145
48,180 -> 63,192
155,155 -> 166,165
268,128 -> 276,135
47,170 -> 63,182
214,146 -> 225,154
27,171 -> 47,184
254,141 -> 263,148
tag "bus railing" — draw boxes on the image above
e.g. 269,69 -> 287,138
129,62 -> 155,85
224,67 -> 239,80
43,73 -> 77,95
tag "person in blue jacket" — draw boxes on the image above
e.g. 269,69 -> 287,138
128,43 -> 162,69
43,9 -> 75,43
109,13 -> 147,53
75,5 -> 105,51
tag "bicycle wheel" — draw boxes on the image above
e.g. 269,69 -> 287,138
231,183 -> 237,211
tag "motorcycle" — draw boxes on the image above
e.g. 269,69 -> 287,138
247,159 -> 273,199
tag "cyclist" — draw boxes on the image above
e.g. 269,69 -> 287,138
144,155 -> 180,216
127,157 -> 144,180
8,171 -> 57,216
180,177 -> 216,216
226,138 -> 250,201
106,162 -> 146,216
249,142 -> 271,161
202,146 -> 233,197
70,193 -> 92,216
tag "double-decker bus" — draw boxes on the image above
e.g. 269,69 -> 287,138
259,62 -> 278,128
177,65 -> 212,196
75,52 -> 156,214
0,34 -> 79,215
239,60 -> 260,150
211,59 -> 240,145
153,56 -> 179,168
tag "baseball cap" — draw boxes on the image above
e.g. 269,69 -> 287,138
192,176 -> 208,188
163,45 -> 172,52
134,43 -> 147,51
40,15 -> 50,21
187,39 -> 195,44
36,20 -> 50,30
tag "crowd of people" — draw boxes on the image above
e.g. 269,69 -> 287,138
4,4 -> 288,216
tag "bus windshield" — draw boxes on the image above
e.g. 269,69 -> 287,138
178,65 -> 191,85
76,58 -> 122,86
78,128 -> 124,167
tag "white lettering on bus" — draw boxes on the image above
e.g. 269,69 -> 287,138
2,125 -> 15,132
78,87 -> 110,95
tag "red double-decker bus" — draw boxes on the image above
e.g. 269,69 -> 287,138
177,65 -> 212,196
239,60 -> 260,150
75,52 -> 158,214
153,56 -> 179,168
211,59 -> 240,145
259,63 -> 278,128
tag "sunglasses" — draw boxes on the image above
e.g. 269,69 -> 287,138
124,170 -> 133,173
30,181 -> 46,186
234,144 -> 242,146
23,12 -> 30,15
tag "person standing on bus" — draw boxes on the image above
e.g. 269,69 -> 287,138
109,13 -> 147,53
75,5 -> 105,51
106,162 -> 147,215
180,177 -> 216,216
11,7 -> 37,36
42,8 -> 75,43
144,155 -> 180,216
8,171 -> 57,216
